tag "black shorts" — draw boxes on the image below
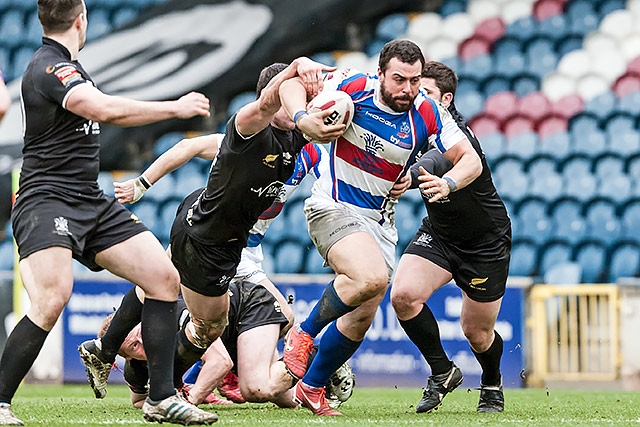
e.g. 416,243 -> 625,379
403,221 -> 510,302
11,187 -> 147,271
222,280 -> 289,369
170,217 -> 242,297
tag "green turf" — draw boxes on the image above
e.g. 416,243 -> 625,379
8,384 -> 640,426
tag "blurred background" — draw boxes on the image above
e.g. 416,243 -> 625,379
1,0 -> 640,389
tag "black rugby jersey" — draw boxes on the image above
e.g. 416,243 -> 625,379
410,102 -> 511,257
20,38 -> 100,194
180,114 -> 307,246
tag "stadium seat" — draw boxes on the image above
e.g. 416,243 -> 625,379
505,131 -> 538,160
583,197 -> 623,245
527,153 -> 557,177
616,91 -> 640,116
502,114 -> 535,138
535,113 -> 568,139
562,173 -> 597,202
621,199 -> 640,243
305,246 -> 333,274
474,16 -> 506,43
459,54 -> 494,81
598,173 -> 632,208
480,74 -> 513,98
543,261 -> 582,285
557,49 -> 592,80
550,196 -> 587,244
155,198 -> 182,242
551,94 -> 584,119
24,10 -> 43,45
574,239 -> 608,283
467,0 -> 500,24
593,153 -> 625,179
227,91 -> 256,117
10,45 -> 38,81
272,238 -> 306,274
570,127 -> 607,158
468,113 -> 501,137
375,13 -> 409,42
619,34 -> 640,62
458,36 -> 491,61
532,0 -> 565,21
538,239 -> 574,279
517,91 -> 552,123
394,201 -> 421,249
626,155 -> 640,182
144,174 -> 177,202
0,10 -> 25,48
514,196 -> 553,243
538,131 -> 570,159
0,241 -> 14,271
576,73 -> 610,102
438,0 -> 467,17
111,7 -> 138,28
566,0 -> 598,35
540,72 -> 577,102
583,92 -> 617,120
406,12 -> 443,43
85,8 -> 112,41
510,72 -> 540,98
484,92 -> 519,123
493,155 -> 526,183
505,16 -> 538,41
153,132 -> 184,158
129,200 -> 159,234
479,132 -> 506,163
561,154 -> 592,180
509,238 -> 539,277
528,168 -> 564,202
597,0 -> 626,16
599,9 -> 635,43
554,34 -> 584,57
493,49 -> 527,78
492,36 -> 523,59
608,241 -> 640,282
441,13 -> 475,44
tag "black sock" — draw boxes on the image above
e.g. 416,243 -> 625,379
0,316 -> 49,403
173,328 -> 206,388
142,298 -> 177,401
398,304 -> 452,376
101,286 -> 143,362
472,331 -> 503,386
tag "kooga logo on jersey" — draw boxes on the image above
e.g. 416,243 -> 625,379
364,111 -> 396,128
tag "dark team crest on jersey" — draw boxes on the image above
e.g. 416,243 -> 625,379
362,133 -> 384,156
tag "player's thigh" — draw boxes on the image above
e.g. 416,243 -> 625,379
392,253 -> 452,302
181,285 -> 230,323
236,324 -> 281,386
96,230 -> 179,301
460,294 -> 502,333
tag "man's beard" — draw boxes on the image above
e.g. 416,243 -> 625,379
380,82 -> 413,113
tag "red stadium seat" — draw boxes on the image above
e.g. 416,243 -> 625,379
613,72 -> 640,98
458,35 -> 491,61
468,113 -> 501,137
474,17 -> 506,44
484,91 -> 519,123
535,113 -> 568,138
532,0 -> 565,21
517,91 -> 552,122
502,114 -> 535,138
627,56 -> 640,74
552,94 -> 584,119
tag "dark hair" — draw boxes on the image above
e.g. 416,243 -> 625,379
378,39 -> 425,73
38,0 -> 84,34
255,63 -> 288,98
422,61 -> 458,97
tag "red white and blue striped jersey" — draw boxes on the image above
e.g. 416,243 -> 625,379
247,142 -> 329,247
314,68 -> 466,225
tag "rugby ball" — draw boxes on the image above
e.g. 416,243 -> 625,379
307,90 -> 354,128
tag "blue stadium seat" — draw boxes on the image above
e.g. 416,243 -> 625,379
570,127 -> 607,157
593,153 -> 625,179
97,171 -> 115,196
608,129 -> 640,157
621,199 -> 640,244
597,0 -> 626,16
153,132 -> 184,158
528,170 -> 564,202
617,91 -> 640,116
506,16 -> 537,42
514,196 -> 553,243
460,54 -> 494,82
493,157 -> 529,200
554,34 -> 583,57
394,201 -> 421,249
563,173 -> 597,202
272,238 -> 306,274
281,199 -> 309,240
480,132 -> 506,163
505,131 -> 538,160
0,10 -> 25,48
155,198 -> 182,242
566,0 -> 599,35
509,238 -> 538,277
583,197 -> 622,245
492,36 -> 522,59
493,50 -> 526,78
129,200 -> 159,233
608,241 -> 640,282
527,154 -> 557,177
305,246 -> 333,274
537,14 -> 569,39
10,45 -> 37,81
603,112 -> 635,137
85,8 -> 112,41
560,154 -> 592,180
626,154 -> 640,182
144,174 -> 177,202
596,173 -> 631,205
375,13 -> 409,42
574,239 -> 607,283
583,92 -> 617,120
510,72 -> 539,97
550,196 -> 587,244
543,261 -> 582,285
439,0 -> 467,16
24,10 -> 43,45
227,91 -> 255,117
539,132 -> 571,160
455,89 -> 484,119
539,239 -> 574,279
0,241 -> 14,271
480,74 -> 512,98
111,7 -> 138,28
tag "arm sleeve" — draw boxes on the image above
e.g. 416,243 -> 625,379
409,149 -> 454,188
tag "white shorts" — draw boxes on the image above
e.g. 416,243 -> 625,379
304,191 -> 398,278
234,245 -> 268,283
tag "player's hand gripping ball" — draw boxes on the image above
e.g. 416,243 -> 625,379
307,90 -> 354,128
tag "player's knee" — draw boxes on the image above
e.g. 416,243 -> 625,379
240,384 -> 274,403
189,317 -> 229,348
462,326 -> 493,351
389,288 -> 414,316
355,269 -> 388,301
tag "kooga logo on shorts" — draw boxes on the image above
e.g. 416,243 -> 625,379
329,222 -> 359,238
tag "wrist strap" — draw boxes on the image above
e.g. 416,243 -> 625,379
293,110 -> 308,125
138,175 -> 152,189
443,176 -> 457,192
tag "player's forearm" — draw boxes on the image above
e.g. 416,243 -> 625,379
96,96 -> 183,127
143,135 -> 216,184
444,149 -> 482,191
279,78 -> 308,122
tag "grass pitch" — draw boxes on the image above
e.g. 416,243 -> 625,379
9,384 -> 640,426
